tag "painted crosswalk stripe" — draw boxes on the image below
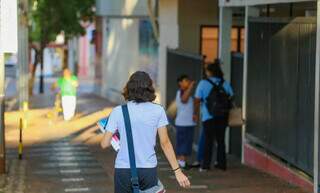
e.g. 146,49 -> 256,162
159,167 -> 171,171
62,178 -> 85,182
42,162 -> 100,168
190,185 -> 208,189
58,162 -> 79,167
158,161 -> 168,166
64,187 -> 89,192
28,146 -> 88,152
169,175 -> 192,179
24,151 -> 91,157
50,156 -> 94,161
60,169 -> 81,174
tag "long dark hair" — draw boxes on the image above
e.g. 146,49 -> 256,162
206,59 -> 224,79
122,71 -> 156,103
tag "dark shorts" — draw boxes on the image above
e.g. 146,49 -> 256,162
175,126 -> 195,156
114,167 -> 158,193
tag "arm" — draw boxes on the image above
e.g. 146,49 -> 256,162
180,81 -> 195,103
158,127 -> 190,188
100,131 -> 113,149
193,98 -> 201,122
72,78 -> 79,88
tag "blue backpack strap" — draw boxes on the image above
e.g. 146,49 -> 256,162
122,104 -> 140,193
206,78 -> 226,92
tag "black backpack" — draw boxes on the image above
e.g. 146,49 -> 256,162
205,79 -> 231,117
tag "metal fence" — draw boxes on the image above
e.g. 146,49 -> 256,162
246,17 -> 316,175
166,49 -> 204,107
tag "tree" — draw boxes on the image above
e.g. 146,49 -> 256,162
29,0 -> 95,94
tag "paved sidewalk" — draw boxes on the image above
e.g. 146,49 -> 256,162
4,93 -> 309,193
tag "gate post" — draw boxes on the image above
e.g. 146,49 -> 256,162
219,7 -> 232,81
314,1 -> 320,192
219,6 -> 233,153
242,6 -> 259,164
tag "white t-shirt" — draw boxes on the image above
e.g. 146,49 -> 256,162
105,101 -> 169,169
175,90 -> 196,127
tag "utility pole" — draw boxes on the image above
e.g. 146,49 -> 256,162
18,0 -> 29,109
0,0 -> 3,174
0,0 -> 19,174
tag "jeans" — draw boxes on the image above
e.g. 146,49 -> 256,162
201,116 -> 228,169
114,168 -> 158,193
196,126 -> 205,162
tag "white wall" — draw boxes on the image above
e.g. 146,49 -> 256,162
102,18 -> 140,104
178,0 -> 219,53
158,0 -> 180,105
96,0 -> 155,17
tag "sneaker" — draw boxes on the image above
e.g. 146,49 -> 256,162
191,161 -> 201,168
178,160 -> 186,168
199,168 -> 209,172
182,163 -> 192,170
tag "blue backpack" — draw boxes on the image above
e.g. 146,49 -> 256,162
205,79 -> 231,117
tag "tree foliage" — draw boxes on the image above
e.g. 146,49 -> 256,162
30,0 -> 95,44
28,0 -> 95,94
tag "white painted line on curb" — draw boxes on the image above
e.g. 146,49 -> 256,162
62,178 -> 85,182
64,187 -> 89,192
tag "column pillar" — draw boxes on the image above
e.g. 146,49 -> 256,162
218,7 -> 233,153
158,0 -> 179,106
218,7 -> 232,81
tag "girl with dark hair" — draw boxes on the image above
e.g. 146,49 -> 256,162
101,71 -> 190,193
194,59 -> 234,172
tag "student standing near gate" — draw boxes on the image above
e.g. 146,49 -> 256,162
55,68 -> 78,121
194,60 -> 233,171
175,75 -> 196,169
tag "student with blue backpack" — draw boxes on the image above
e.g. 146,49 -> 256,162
194,59 -> 234,171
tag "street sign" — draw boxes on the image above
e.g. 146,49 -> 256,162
0,0 -> 18,53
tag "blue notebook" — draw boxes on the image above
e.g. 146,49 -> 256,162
97,117 -> 109,133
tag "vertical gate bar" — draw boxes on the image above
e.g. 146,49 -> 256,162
242,6 -> 259,164
0,52 -> 5,174
314,1 -> 320,192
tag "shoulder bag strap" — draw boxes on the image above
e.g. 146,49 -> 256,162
122,104 -> 140,193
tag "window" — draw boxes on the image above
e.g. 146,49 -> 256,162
201,26 -> 245,63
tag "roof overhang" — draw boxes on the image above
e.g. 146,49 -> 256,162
219,0 -> 315,7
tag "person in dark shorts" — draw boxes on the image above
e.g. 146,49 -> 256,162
175,75 -> 196,169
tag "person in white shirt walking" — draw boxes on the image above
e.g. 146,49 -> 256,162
175,75 -> 196,169
101,71 -> 190,193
